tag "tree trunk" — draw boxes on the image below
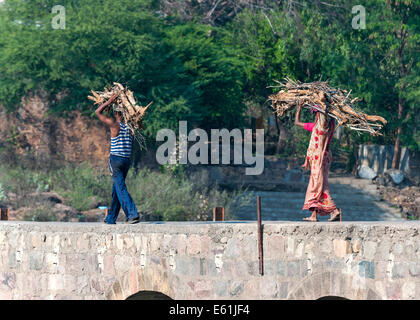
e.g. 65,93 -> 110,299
275,117 -> 289,154
391,95 -> 404,169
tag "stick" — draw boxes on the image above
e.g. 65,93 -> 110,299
257,196 -> 263,276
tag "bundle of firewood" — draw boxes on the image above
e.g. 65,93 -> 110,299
268,78 -> 387,136
88,82 -> 152,148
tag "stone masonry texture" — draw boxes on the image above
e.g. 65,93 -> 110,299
0,221 -> 419,300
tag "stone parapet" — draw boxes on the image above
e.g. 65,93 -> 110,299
0,221 -> 419,300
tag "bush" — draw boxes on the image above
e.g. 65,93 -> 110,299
0,162 -> 252,221
126,168 -> 252,221
51,164 -> 111,212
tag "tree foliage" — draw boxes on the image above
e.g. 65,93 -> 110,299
0,0 -> 418,158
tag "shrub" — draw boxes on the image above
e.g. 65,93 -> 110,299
0,162 -> 252,221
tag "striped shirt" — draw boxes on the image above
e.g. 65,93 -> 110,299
110,122 -> 133,158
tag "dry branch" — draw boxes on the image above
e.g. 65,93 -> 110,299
268,78 -> 387,136
88,82 -> 152,149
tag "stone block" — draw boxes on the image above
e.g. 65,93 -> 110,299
392,242 -> 404,256
367,288 -> 380,300
362,241 -> 377,260
352,239 -> 361,253
128,269 -> 138,295
330,272 -> 341,297
276,260 -> 286,276
320,271 -> 332,297
221,259 -> 234,277
409,262 -> 420,277
229,280 -> 244,297
244,279 -> 260,298
0,272 -> 16,290
200,235 -> 211,255
311,274 -> 322,298
241,236 -> 257,257
279,282 -> 288,299
247,260 -> 259,276
214,280 -> 228,297
114,255 -> 133,273
392,262 -> 408,279
176,234 -> 187,255
29,251 -> 44,271
286,237 -> 295,255
174,256 -> 189,276
48,274 -> 64,291
225,238 -> 240,258
76,234 -> 90,251
189,257 -> 200,277
333,239 -> 351,258
267,235 -> 285,258
263,259 -> 276,276
324,259 -> 345,270
9,252 -> 16,269
402,282 -> 416,299
194,280 -> 213,298
233,259 -> 248,278
260,279 -> 278,299
375,239 -> 391,260
187,234 -> 201,255
374,261 -> 388,280
386,282 -> 401,299
359,261 -> 375,279
122,235 -> 134,251
103,255 -> 115,275
287,261 -> 300,277
45,252 -> 60,273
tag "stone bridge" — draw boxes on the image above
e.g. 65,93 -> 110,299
0,221 -> 419,300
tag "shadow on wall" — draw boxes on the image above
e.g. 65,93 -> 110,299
126,290 -> 173,300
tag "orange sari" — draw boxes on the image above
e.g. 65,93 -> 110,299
302,112 -> 336,216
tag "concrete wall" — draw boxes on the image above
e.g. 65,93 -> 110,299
0,221 -> 419,300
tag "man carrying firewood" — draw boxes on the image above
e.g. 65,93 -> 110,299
95,93 -> 140,224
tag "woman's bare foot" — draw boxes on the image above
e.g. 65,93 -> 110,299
303,216 -> 318,222
303,211 -> 318,222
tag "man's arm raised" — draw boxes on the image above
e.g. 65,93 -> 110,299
95,93 -> 118,127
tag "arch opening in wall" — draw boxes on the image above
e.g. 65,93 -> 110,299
317,296 -> 349,300
126,290 -> 173,300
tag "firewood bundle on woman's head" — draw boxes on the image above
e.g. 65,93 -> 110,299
268,78 -> 387,136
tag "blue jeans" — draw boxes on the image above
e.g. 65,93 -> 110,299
105,155 -> 139,224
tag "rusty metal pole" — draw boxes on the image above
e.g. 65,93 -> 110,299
1,207 -> 9,221
257,196 -> 263,275
213,207 -> 225,221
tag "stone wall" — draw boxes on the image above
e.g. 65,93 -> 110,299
0,221 -> 419,300
186,159 -> 307,191
358,144 -> 415,176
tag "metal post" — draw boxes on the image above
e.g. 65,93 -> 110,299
257,196 -> 263,275
213,207 -> 224,221
1,207 -> 9,221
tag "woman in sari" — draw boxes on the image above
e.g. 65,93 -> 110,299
295,101 -> 342,222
